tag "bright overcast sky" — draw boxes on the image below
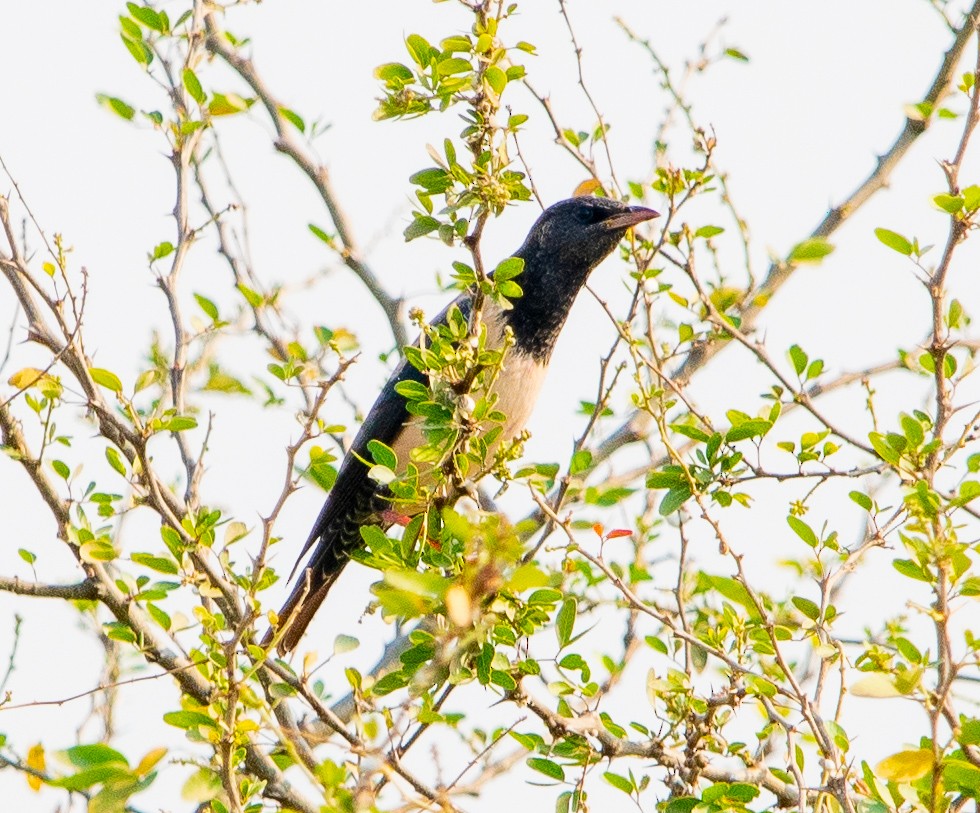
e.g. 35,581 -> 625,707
2,0 -> 978,809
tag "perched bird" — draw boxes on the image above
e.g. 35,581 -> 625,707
272,196 -> 658,653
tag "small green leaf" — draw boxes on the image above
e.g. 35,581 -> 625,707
484,65 -> 507,95
604,771 -> 634,793
96,94 -> 136,121
367,440 -> 397,470
788,237 -> 834,263
868,431 -> 900,465
659,485 -> 692,515
151,241 -> 174,260
131,552 -> 179,575
787,515 -> 818,547
437,57 -> 471,76
934,193 -> 964,214
527,757 -> 565,781
874,228 -> 913,255
569,449 -> 592,476
556,597 -> 576,648
792,596 -> 820,620
893,558 -> 930,582
404,215 -> 441,241
89,367 -> 123,392
788,344 -> 807,375
194,293 -> 219,320
163,711 -> 217,730
182,68 -> 205,104
849,491 -> 872,510
278,106 -> 305,132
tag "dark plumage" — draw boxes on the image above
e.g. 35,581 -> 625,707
272,197 -> 658,653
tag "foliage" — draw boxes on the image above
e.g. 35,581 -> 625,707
1,1 -> 979,812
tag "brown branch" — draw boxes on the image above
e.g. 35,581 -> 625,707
0,575 -> 98,601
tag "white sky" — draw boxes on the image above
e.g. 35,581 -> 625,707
1,0 -> 978,809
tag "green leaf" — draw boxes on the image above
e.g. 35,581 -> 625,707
868,432 -> 900,465
787,515 -> 818,548
792,596 -> 820,620
788,237 -> 834,263
367,440 -> 397,470
96,94 -> 135,121
405,34 -> 433,67
659,485 -> 692,515
934,193 -> 964,214
725,419 -> 772,442
63,743 -> 128,768
404,215 -> 441,241
484,65 -> 507,95
164,415 -> 197,431
394,380 -> 428,401
646,466 -> 687,489
849,491 -> 872,510
151,241 -> 174,260
437,57 -> 471,76
278,106 -> 305,132
375,62 -> 414,85
556,597 -> 576,648
89,367 -> 123,393
237,283 -> 263,308
893,558 -> 930,582
494,256 -> 525,280
131,552 -> 179,575
604,771 -> 634,793
182,68 -> 205,104
788,344 -> 807,375
194,293 -> 219,320
527,757 -> 565,781
707,575 -> 760,618
874,228 -> 913,255
569,449 -> 592,475
163,710 -> 217,730
127,2 -> 166,31
694,225 -> 724,239
120,34 -> 153,67
527,588 -> 562,605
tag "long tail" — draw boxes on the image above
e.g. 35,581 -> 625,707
265,564 -> 344,654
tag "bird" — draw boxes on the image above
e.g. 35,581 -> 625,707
270,196 -> 659,653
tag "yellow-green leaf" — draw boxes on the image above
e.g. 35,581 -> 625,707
876,749 -> 932,783
851,673 -> 903,697
89,367 -> 123,392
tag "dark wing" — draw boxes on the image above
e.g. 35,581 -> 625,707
273,291 -> 471,653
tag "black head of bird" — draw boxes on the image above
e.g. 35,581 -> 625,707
502,196 -> 659,360
269,196 -> 658,653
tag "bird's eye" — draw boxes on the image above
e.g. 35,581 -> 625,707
574,205 -> 599,225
